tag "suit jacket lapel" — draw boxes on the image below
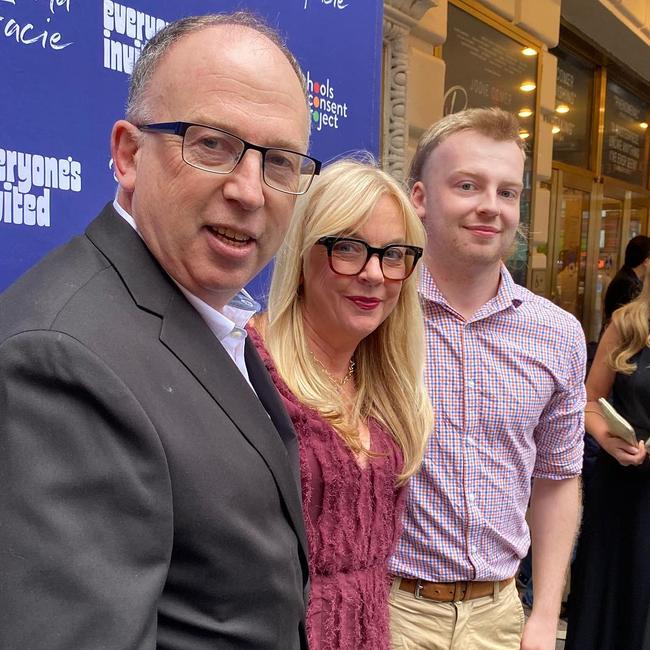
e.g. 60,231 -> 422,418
159,293 -> 307,553
85,204 -> 308,561
245,339 -> 300,487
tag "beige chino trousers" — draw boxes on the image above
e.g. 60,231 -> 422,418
389,577 -> 524,650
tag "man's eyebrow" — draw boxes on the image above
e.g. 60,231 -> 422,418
450,169 -> 524,190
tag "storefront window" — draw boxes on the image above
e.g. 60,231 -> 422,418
603,81 -> 649,187
551,49 -> 594,169
443,2 -> 537,285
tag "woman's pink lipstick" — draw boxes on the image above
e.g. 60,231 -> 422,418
347,296 -> 381,310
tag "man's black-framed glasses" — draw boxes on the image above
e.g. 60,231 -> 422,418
137,121 -> 322,195
316,237 -> 423,281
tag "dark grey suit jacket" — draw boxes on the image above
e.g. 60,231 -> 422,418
0,204 -> 308,649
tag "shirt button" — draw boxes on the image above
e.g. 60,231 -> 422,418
230,329 -> 244,339
467,380 -> 475,389
468,493 -> 475,503
472,545 -> 478,553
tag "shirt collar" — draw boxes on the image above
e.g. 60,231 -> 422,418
176,285 -> 259,343
113,198 -> 138,232
419,263 -> 524,320
112,199 -> 260,342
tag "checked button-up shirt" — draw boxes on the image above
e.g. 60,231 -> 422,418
389,264 -> 586,582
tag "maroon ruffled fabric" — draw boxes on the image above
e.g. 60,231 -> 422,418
249,328 -> 406,650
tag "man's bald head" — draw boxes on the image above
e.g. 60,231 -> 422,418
125,11 -> 307,124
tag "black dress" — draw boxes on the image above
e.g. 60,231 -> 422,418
566,346 -> 650,650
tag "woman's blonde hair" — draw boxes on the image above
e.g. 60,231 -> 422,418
266,158 -> 432,483
609,264 -> 650,373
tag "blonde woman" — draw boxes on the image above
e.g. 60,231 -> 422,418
249,159 -> 431,650
566,267 -> 650,650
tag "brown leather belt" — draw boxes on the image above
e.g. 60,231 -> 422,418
398,576 -> 514,602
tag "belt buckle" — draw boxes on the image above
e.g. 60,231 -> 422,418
414,579 -> 425,600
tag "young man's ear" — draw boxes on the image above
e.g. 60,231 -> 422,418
110,120 -> 142,192
411,181 -> 427,222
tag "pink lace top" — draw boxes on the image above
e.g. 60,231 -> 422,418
250,329 -> 406,650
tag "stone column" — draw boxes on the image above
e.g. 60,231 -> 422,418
383,0 -> 436,181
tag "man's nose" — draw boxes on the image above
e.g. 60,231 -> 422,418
221,150 -> 266,211
477,191 -> 500,216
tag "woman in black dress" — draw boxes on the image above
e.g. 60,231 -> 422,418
566,269 -> 650,650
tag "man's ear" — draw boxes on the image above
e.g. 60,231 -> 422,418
410,181 -> 427,222
111,120 -> 141,192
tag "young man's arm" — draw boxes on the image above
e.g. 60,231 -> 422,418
521,317 -> 586,650
521,476 -> 580,650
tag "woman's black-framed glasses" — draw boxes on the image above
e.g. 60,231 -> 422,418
137,121 -> 322,196
316,237 -> 423,281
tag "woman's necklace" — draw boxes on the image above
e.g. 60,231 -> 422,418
311,353 -> 356,389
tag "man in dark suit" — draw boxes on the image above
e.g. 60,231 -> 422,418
0,12 -> 319,650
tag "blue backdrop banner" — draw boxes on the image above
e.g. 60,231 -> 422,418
0,0 -> 383,299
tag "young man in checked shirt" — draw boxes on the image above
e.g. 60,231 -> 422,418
388,107 -> 586,650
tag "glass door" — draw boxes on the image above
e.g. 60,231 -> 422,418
592,196 -> 623,336
628,203 -> 648,239
549,169 -> 592,323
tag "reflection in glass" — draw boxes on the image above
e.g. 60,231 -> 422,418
551,48 -> 594,168
603,81 -> 649,186
629,207 -> 647,240
552,187 -> 590,320
594,197 -> 623,336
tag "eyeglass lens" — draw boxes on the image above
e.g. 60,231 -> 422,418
182,125 -> 316,194
329,240 -> 416,280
